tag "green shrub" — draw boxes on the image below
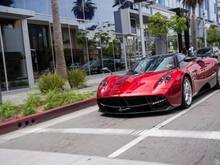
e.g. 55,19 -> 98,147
44,90 -> 93,110
25,95 -> 42,107
0,102 -> 17,118
68,69 -> 87,88
22,104 -> 37,116
22,95 -> 42,116
38,73 -> 65,93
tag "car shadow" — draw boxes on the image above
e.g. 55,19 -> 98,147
101,88 -> 217,119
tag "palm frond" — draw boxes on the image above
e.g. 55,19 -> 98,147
72,0 -> 97,21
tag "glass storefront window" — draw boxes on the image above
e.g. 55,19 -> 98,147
0,39 -> 6,91
29,24 -> 54,76
1,19 -> 29,90
62,27 -> 73,67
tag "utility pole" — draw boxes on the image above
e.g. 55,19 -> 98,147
203,2 -> 207,47
138,2 -> 146,57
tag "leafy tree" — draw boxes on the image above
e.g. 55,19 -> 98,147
77,31 -> 96,48
146,12 -> 187,37
207,27 -> 220,45
72,0 -> 97,20
146,12 -> 169,37
168,15 -> 187,34
183,0 -> 204,49
0,0 -> 13,6
94,32 -> 111,47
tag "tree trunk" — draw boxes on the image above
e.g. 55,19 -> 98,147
155,35 -> 168,54
51,0 -> 67,79
178,33 -> 183,53
191,8 -> 197,50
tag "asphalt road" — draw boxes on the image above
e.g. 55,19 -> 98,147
0,89 -> 220,165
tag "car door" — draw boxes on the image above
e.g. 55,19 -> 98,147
202,57 -> 217,81
177,54 -> 203,94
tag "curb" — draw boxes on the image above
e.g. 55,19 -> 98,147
0,97 -> 97,135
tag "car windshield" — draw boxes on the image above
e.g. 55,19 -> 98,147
197,48 -> 212,55
129,55 -> 175,74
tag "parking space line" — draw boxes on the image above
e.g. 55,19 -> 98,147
108,91 -> 219,158
0,106 -> 98,142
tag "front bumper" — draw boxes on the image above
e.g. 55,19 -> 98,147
97,96 -> 173,114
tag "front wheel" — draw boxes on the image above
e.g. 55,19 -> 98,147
181,77 -> 193,108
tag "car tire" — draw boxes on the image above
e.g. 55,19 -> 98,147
215,70 -> 220,89
181,77 -> 193,108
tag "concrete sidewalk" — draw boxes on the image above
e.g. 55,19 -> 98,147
0,148 -> 169,165
2,71 -> 126,105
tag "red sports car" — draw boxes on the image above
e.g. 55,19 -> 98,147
97,53 -> 219,114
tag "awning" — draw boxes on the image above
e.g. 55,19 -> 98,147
0,6 -> 35,19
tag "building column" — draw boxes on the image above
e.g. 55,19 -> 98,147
0,26 -> 9,91
68,24 -> 74,65
138,3 -> 146,57
21,19 -> 34,88
122,35 -> 128,70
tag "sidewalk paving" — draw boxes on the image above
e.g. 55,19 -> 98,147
0,148 -> 169,165
2,71 -> 126,105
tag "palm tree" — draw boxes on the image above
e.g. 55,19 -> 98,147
112,0 -> 133,9
72,0 -> 97,20
183,0 -> 204,49
51,0 -> 68,79
0,0 -> 13,6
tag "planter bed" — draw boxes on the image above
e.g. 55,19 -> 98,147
0,97 -> 96,135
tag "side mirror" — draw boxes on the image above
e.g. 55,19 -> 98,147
212,55 -> 218,59
101,67 -> 112,75
184,56 -> 197,62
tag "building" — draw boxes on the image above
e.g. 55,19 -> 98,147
114,0 -> 220,60
0,0 -> 119,92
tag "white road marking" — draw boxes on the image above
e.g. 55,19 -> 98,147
37,128 -> 136,136
0,148 -> 171,165
108,91 -> 219,158
0,106 -> 98,142
34,128 -> 220,141
146,129 -> 220,140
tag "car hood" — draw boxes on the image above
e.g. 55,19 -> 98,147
100,71 -> 169,96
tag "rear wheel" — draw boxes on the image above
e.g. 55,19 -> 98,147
215,70 -> 220,89
181,77 -> 193,108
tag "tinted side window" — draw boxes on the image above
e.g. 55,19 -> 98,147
177,54 -> 188,68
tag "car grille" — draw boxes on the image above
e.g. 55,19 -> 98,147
97,96 -> 170,113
